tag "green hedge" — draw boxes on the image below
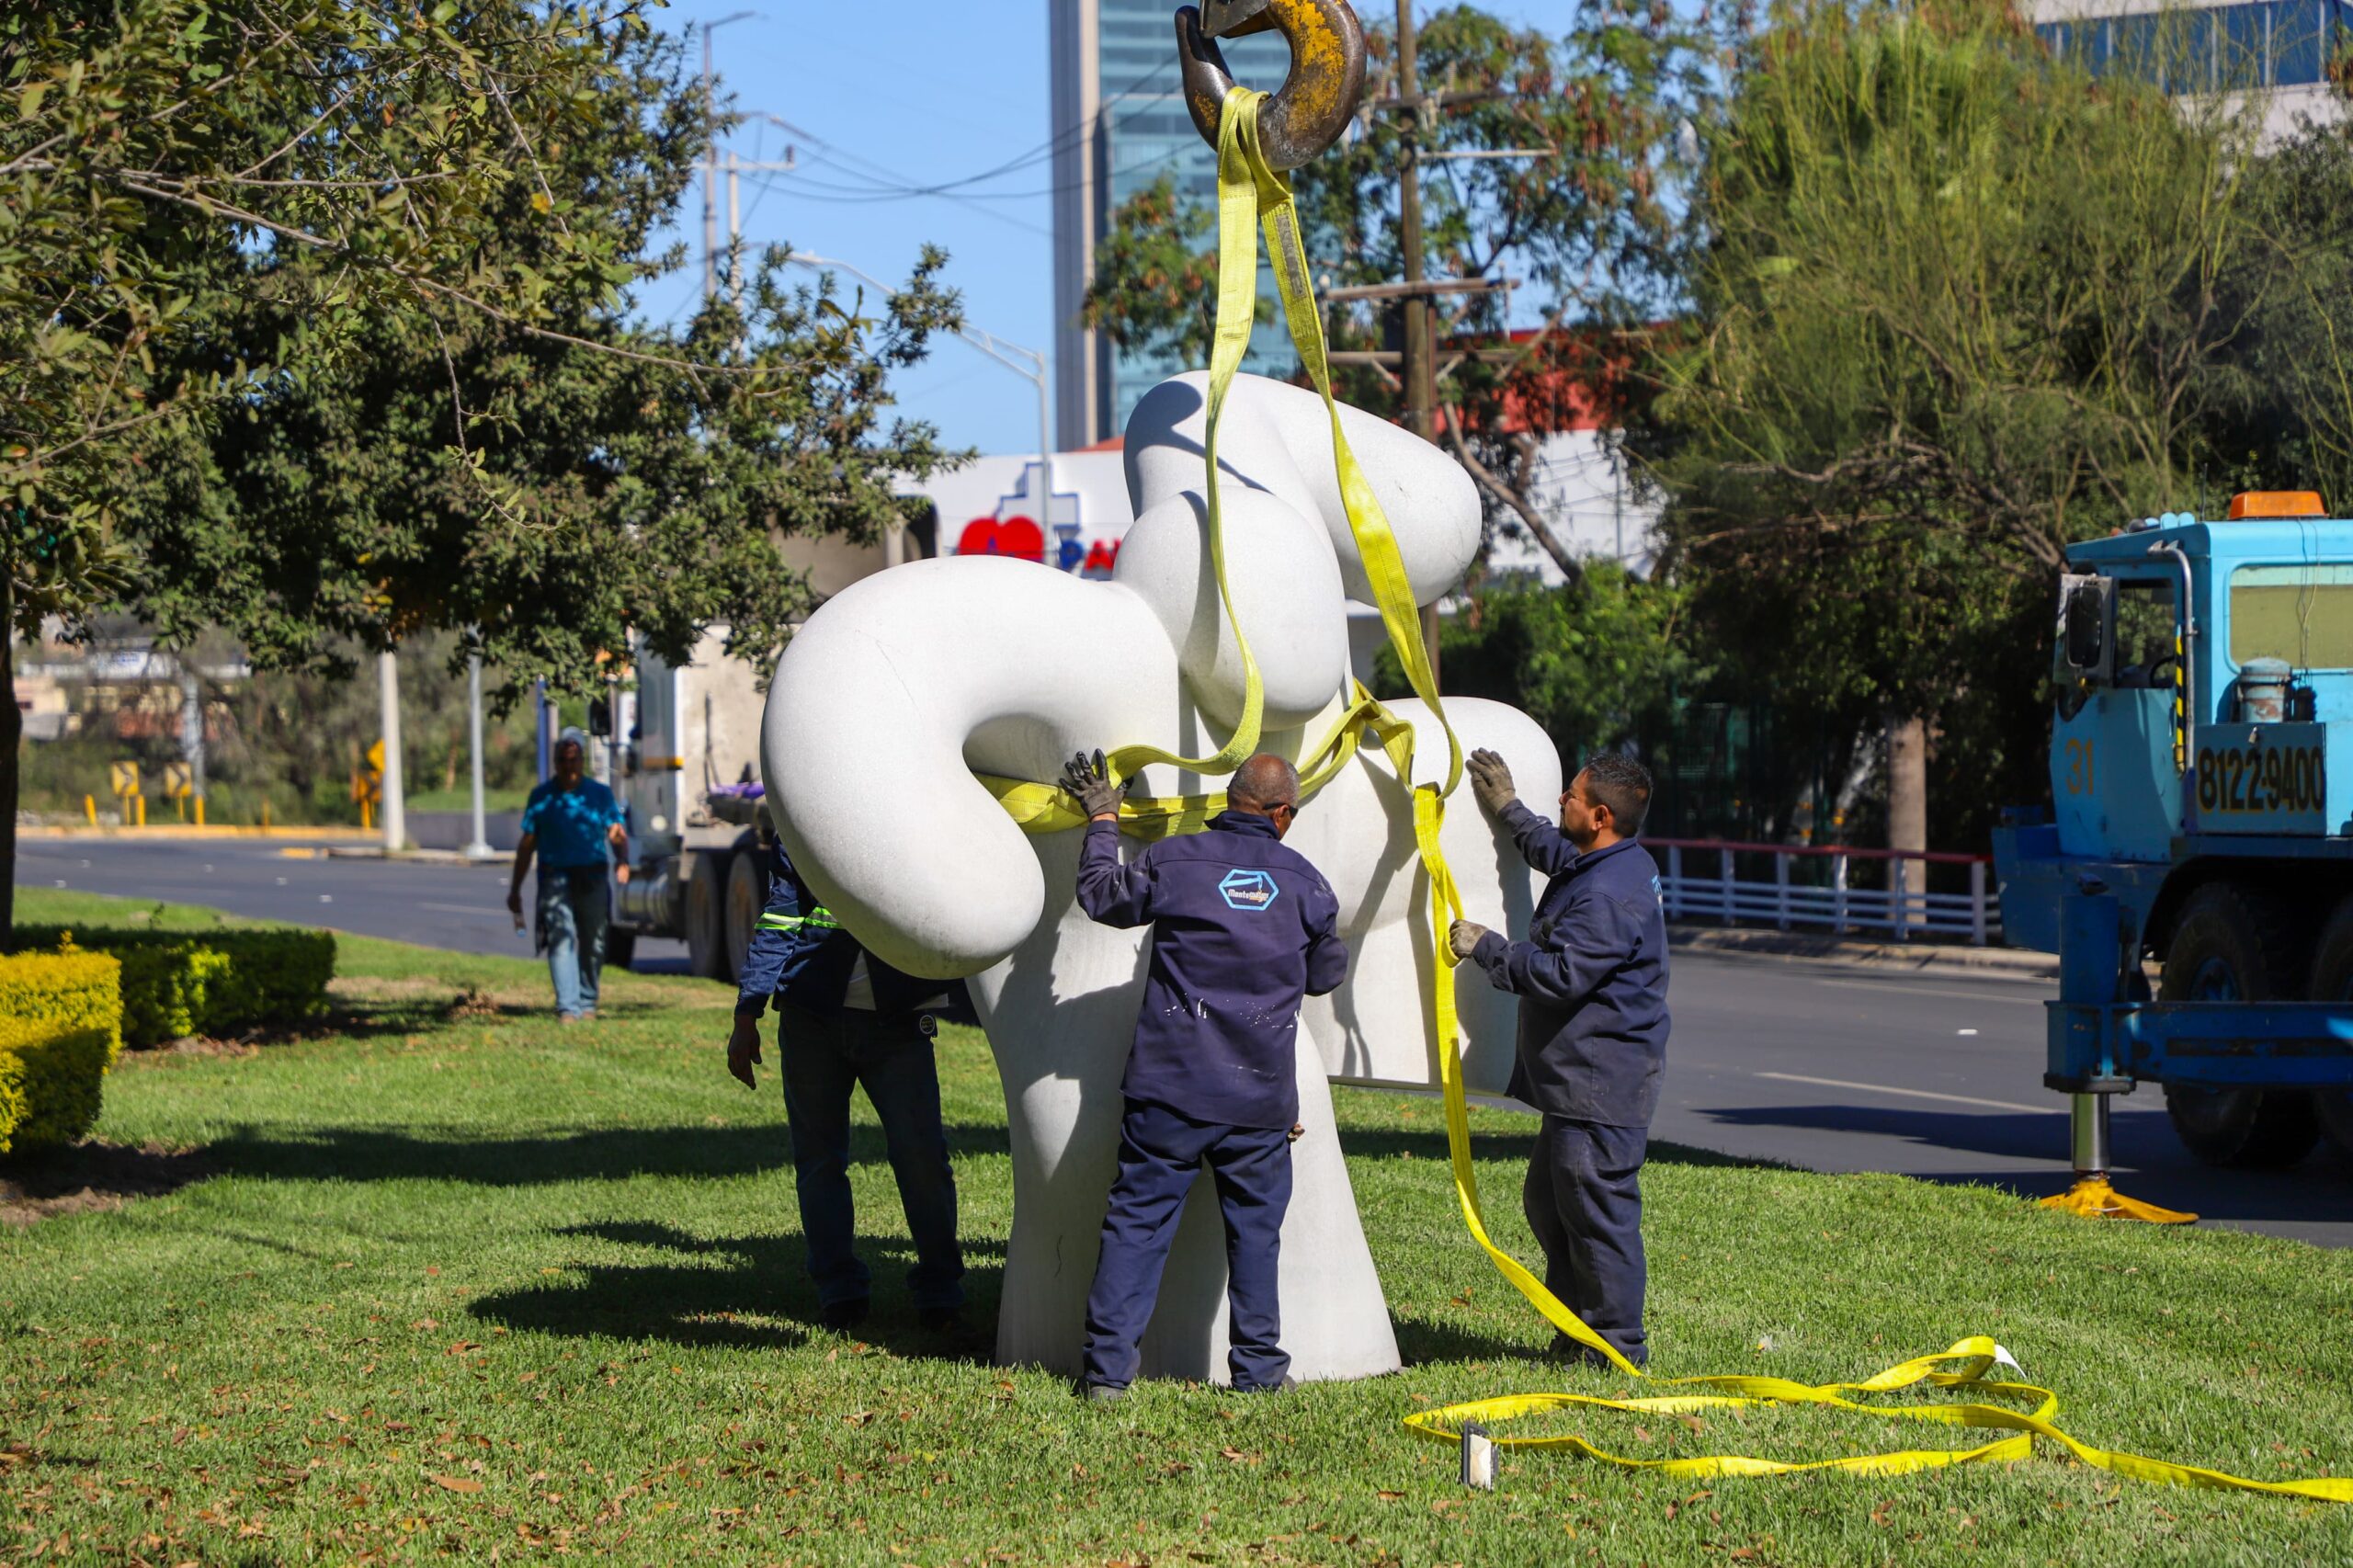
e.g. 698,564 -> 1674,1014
0,951 -> 123,1153
16,926 -> 335,1049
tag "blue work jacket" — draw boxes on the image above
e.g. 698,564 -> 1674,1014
1470,803 -> 1670,1130
733,840 -> 972,1023
1077,809 -> 1349,1131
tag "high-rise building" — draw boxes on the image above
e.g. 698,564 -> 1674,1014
1051,0 -> 1291,449
2029,0 -> 2352,141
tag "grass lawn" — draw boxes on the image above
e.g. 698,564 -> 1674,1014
404,789 -> 532,816
5,886 -> 2351,1564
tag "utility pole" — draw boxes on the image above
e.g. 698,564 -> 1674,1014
721,124 -> 800,321
1393,0 -> 1443,683
701,11 -> 758,303
378,650 -> 405,853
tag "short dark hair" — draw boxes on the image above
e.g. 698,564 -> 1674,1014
1580,753 -> 1653,836
1230,753 -> 1301,813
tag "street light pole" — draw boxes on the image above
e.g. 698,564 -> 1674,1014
463,650 -> 493,860
378,650 -> 405,853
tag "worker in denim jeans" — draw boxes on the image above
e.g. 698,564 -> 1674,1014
506,729 -> 629,1023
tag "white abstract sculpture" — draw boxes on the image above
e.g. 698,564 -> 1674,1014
763,371 -> 1561,1382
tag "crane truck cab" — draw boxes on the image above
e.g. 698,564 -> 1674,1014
1994,491 -> 2353,1172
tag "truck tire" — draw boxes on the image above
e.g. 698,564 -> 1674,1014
2303,896 -> 2353,1166
724,849 -> 763,986
2159,881 -> 2319,1168
685,851 -> 732,982
603,925 -> 638,973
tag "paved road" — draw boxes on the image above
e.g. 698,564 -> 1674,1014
22,836 -> 2353,1245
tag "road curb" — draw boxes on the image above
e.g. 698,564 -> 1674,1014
1670,925 -> 2057,982
20,824 -> 377,842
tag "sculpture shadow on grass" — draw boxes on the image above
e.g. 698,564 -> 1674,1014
467,1220 -> 1007,1363
209,1120 -> 1015,1187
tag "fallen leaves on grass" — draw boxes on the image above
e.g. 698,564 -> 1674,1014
432,1475 -> 484,1494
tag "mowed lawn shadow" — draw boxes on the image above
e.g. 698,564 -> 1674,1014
470,1220 -> 1006,1362
212,1120 -> 1014,1186
1338,1121 -> 1789,1172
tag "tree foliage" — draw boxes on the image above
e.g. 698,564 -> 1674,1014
1643,0 -> 2260,848
1,0 -> 961,936
1373,563 -> 1700,760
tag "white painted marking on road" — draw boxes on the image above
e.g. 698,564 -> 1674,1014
275,877 -> 288,886
53,880 -> 66,889
1957,1028 -> 1979,1037
318,894 -> 333,903
1817,978 -> 2042,1006
418,903 -> 505,917
1752,1072 -> 2057,1116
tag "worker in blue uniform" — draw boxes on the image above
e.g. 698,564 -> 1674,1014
1062,750 -> 1350,1402
726,828 -> 971,1334
1449,749 -> 1669,1369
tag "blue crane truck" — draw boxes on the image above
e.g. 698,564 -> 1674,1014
1994,491 -> 2353,1185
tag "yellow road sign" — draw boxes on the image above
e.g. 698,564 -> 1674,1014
109,761 -> 141,799
367,739 -> 385,775
161,762 -> 193,799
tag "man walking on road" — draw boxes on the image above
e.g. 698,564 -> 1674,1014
726,830 -> 969,1334
1449,748 -> 1669,1369
507,728 -> 629,1024
1063,750 -> 1349,1401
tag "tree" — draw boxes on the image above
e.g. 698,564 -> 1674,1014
1372,562 -> 1702,761
2,2 -> 959,937
1644,0 -> 2258,858
1083,3 -> 1711,581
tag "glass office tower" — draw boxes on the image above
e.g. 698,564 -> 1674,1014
1051,0 -> 1292,449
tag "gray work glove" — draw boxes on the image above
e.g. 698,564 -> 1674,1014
1466,749 -> 1517,819
1449,919 -> 1491,963
1063,749 -> 1123,821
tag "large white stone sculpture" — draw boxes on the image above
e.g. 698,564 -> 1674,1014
763,371 -> 1561,1382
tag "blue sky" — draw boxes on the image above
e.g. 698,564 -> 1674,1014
634,1 -> 1596,458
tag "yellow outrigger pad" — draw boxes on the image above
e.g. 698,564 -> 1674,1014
2040,1175 -> 2199,1224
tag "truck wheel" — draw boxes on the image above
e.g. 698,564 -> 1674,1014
2159,882 -> 2319,1168
723,850 -> 763,986
2303,897 -> 2353,1166
685,851 -> 732,981
603,926 -> 638,973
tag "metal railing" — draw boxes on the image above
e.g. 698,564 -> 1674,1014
1649,837 -> 1998,945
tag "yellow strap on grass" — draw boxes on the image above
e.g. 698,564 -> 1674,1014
976,88 -> 2348,1503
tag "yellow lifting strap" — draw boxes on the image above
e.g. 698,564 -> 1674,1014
978,87 -> 2347,1503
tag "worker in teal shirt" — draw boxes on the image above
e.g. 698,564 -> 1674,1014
507,728 -> 630,1022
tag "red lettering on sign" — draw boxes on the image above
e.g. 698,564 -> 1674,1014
1083,540 -> 1120,574
956,516 -> 1047,563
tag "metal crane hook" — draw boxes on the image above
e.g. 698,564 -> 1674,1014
1176,0 -> 1367,172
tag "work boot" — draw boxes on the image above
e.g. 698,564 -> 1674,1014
1237,1374 -> 1298,1395
1082,1381 -> 1127,1404
916,1306 -> 961,1334
821,1299 -> 870,1332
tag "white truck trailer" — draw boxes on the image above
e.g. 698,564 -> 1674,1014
607,628 -> 774,982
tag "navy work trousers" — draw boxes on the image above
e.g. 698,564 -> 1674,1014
775,1004 -> 964,1313
1081,1099 -> 1292,1392
1525,1116 -> 1649,1368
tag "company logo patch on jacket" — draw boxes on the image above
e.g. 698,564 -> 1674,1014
1219,868 -> 1280,912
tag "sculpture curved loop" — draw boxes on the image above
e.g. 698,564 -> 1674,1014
1176,0 -> 1366,172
